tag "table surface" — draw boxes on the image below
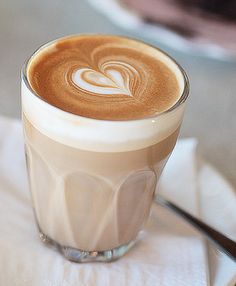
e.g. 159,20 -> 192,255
0,0 -> 235,188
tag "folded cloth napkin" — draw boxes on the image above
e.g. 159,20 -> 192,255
0,116 -> 235,286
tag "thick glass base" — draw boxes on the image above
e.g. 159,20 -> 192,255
39,230 -> 135,263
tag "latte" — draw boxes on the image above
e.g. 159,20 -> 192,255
24,115 -> 180,252
22,34 -> 189,262
27,35 -> 183,120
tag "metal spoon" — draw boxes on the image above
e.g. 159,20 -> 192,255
155,195 -> 236,262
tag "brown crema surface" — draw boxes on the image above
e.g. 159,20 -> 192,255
28,35 -> 181,120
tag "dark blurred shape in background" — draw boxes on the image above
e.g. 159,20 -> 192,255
177,0 -> 236,20
121,0 -> 236,57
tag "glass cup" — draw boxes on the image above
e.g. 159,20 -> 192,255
21,35 -> 189,262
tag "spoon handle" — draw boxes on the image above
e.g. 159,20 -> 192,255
156,195 -> 236,262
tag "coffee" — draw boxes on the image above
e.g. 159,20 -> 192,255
24,115 -> 180,251
27,35 -> 183,120
22,34 -> 188,262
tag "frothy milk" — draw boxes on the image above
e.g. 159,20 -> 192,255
27,35 -> 184,121
22,35 -> 188,260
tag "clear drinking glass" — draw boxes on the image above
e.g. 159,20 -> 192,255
21,35 -> 189,262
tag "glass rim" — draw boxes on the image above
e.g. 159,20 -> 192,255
21,33 -> 190,123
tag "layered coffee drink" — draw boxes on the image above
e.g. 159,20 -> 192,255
21,35 -> 188,262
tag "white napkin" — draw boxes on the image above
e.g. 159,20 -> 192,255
0,116 -> 235,286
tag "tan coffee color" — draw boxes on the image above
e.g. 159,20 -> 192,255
22,35 -> 187,256
24,115 -> 179,251
27,35 -> 182,120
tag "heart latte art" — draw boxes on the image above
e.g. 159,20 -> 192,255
28,35 -> 182,120
72,61 -> 137,96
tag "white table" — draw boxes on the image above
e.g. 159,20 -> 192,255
0,0 -> 235,188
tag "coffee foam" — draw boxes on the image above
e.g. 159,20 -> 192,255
27,35 -> 184,121
22,82 -> 186,152
22,35 -> 187,152
72,61 -> 134,96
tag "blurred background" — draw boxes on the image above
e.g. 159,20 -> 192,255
0,0 -> 236,188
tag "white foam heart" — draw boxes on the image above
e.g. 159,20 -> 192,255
72,64 -> 132,96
